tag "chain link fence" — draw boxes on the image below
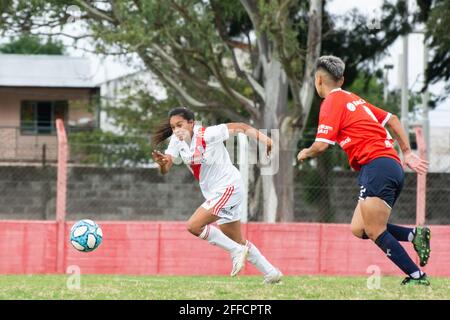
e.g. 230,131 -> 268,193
0,127 -> 449,225
295,148 -> 450,225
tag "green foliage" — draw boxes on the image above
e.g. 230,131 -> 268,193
69,78 -> 180,166
0,35 -> 65,54
416,0 -> 450,96
69,129 -> 152,167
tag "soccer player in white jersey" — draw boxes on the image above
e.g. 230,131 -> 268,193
151,107 -> 282,284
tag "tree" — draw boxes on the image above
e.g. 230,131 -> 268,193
0,0 -> 412,221
416,0 -> 450,97
0,0 -> 324,222
0,35 -> 65,54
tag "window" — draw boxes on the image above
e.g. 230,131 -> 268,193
20,101 -> 68,135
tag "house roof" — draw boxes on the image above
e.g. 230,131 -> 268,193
0,54 -> 98,88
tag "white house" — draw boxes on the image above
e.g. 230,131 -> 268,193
0,54 -> 100,163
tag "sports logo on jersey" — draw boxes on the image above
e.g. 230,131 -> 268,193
347,102 -> 356,111
352,99 -> 366,106
318,124 -> 333,134
219,208 -> 233,216
339,137 -> 352,147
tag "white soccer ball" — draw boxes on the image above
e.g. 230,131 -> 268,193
70,219 -> 103,252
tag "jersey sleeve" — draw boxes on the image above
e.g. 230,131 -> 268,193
204,124 -> 230,145
365,103 -> 391,127
164,135 -> 180,158
315,97 -> 344,145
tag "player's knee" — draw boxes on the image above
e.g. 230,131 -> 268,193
350,226 -> 365,239
186,222 -> 202,236
364,227 -> 385,241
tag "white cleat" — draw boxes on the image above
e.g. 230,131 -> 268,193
230,245 -> 249,277
263,268 -> 283,285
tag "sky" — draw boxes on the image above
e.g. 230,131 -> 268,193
64,0 -> 448,110
4,0 -> 446,119
325,0 -> 449,125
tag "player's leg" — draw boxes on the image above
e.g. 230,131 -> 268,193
383,223 -> 431,267
217,220 -> 245,245
186,205 -> 220,236
350,202 -> 367,239
187,206 -> 246,269
357,158 -> 431,266
351,202 -> 424,246
359,197 -> 429,285
219,220 -> 282,284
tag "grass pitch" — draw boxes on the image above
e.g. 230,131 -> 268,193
0,275 -> 449,300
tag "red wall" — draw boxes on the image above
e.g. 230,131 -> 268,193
1,221 -> 449,277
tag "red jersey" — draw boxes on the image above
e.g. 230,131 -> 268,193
315,88 -> 401,171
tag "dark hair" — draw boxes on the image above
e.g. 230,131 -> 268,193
152,107 -> 195,147
316,55 -> 345,81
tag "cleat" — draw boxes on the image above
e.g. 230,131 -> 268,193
412,226 -> 431,267
263,268 -> 283,285
230,245 -> 249,277
401,274 -> 430,286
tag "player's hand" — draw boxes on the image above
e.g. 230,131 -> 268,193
152,150 -> 169,166
297,148 -> 310,162
403,151 -> 429,175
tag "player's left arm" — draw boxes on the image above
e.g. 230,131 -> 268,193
227,123 -> 273,155
386,114 -> 429,175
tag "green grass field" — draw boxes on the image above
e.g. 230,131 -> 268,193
0,275 -> 449,300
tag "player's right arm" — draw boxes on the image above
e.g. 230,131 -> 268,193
385,114 -> 411,155
297,97 -> 342,162
152,150 -> 173,175
386,114 -> 429,175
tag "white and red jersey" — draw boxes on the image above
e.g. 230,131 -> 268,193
165,124 -> 242,200
315,88 -> 401,171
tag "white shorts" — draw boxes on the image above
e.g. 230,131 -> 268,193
201,185 -> 242,225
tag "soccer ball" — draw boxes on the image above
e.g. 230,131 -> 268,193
70,219 -> 103,252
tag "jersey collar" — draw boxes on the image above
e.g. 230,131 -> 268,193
330,88 -> 342,94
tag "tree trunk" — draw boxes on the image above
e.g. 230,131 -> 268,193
274,145 -> 296,221
260,59 -> 289,222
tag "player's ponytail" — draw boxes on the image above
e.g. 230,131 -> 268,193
152,107 -> 195,147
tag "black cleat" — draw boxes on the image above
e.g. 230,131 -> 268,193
401,274 -> 431,286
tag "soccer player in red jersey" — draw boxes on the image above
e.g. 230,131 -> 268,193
297,56 -> 431,285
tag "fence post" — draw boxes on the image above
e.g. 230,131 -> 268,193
56,119 -> 68,273
415,126 -> 427,226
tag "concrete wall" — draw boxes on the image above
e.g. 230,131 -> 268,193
0,165 -> 449,224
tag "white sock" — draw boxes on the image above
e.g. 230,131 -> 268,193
199,225 -> 241,254
408,229 -> 415,242
245,241 -> 276,275
410,270 -> 424,279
